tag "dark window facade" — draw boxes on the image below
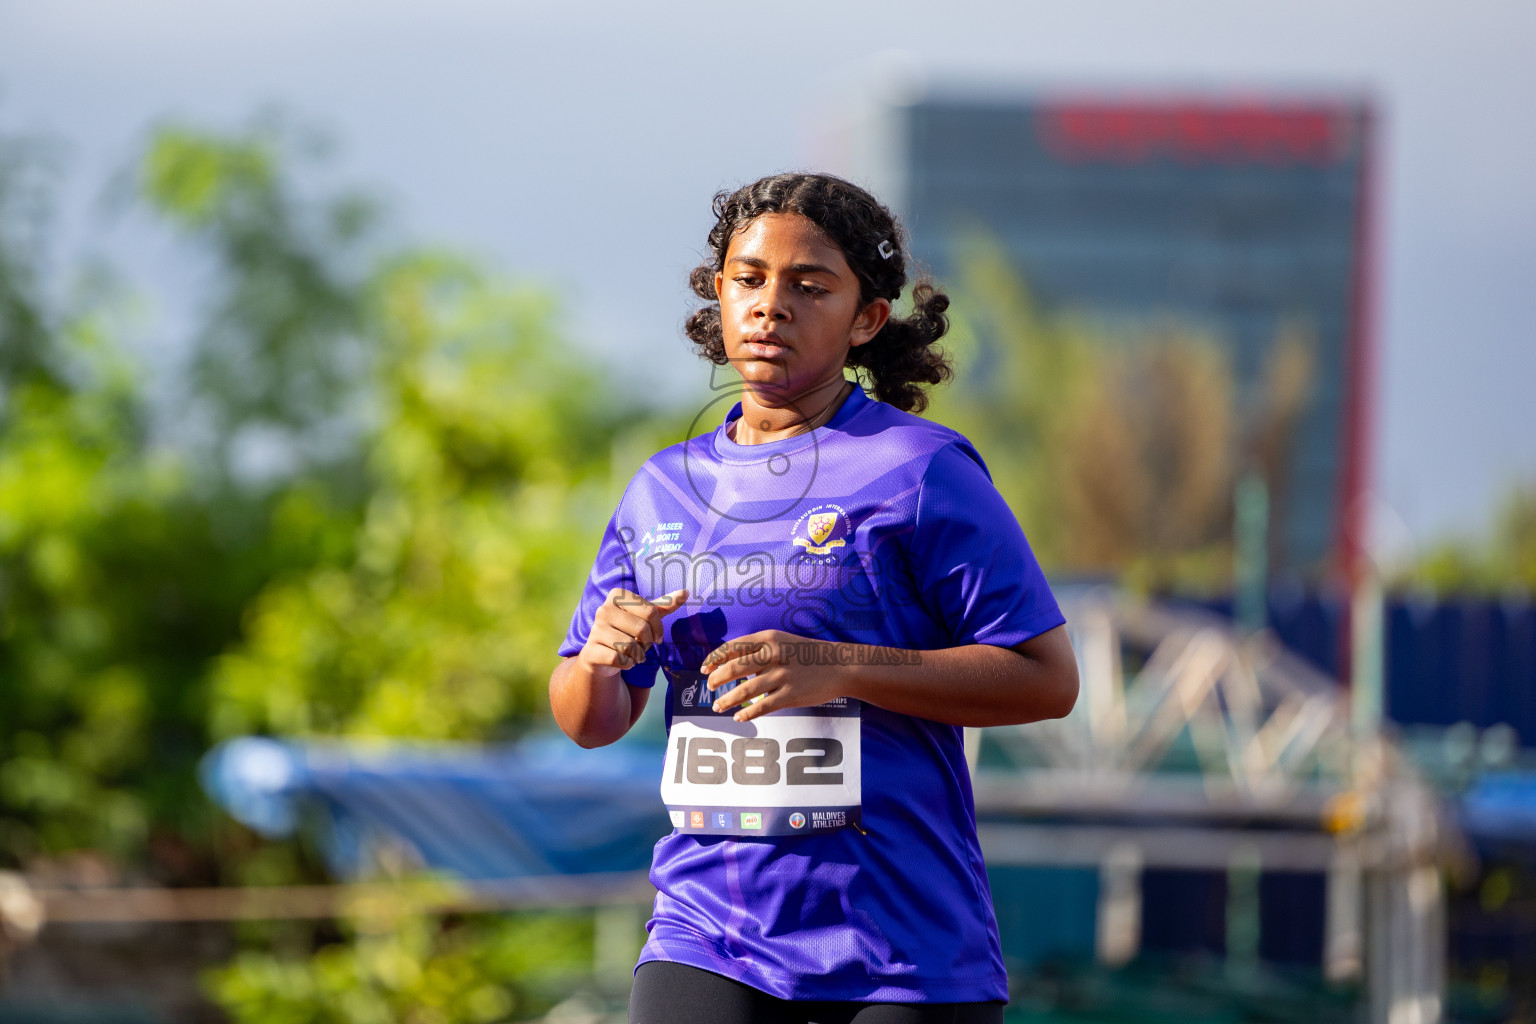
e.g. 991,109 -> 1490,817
901,98 -> 1372,574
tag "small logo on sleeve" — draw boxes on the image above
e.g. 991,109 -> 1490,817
633,521 -> 687,561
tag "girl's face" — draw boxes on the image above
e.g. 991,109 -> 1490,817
714,212 -> 889,403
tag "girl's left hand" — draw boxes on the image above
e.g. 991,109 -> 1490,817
700,630 -> 850,723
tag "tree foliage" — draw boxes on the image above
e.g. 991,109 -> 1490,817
0,117 -> 643,869
206,911 -> 594,1024
207,253 -> 621,740
0,131 -> 240,864
140,119 -> 380,483
923,230 -> 1316,592
1406,482 -> 1536,594
0,112 -> 658,1018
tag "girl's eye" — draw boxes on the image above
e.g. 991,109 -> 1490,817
799,283 -> 827,296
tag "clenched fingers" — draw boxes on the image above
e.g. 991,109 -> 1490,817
588,620 -> 647,669
590,588 -> 688,668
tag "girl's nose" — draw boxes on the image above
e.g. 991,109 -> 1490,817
754,282 -> 790,321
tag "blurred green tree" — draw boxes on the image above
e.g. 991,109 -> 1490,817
1407,482 -> 1536,593
0,129 -> 61,394
0,116 -> 650,876
139,117 -> 380,489
921,230 -> 1315,593
0,128 -> 227,866
206,250 -> 626,740
1,113 -> 667,1018
206,909 -> 594,1024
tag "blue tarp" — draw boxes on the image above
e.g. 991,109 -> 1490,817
201,733 -> 1536,884
200,732 -> 672,880
1458,772 -> 1536,849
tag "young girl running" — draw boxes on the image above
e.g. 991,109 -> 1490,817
550,173 -> 1078,1023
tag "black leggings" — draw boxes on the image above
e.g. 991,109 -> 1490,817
629,961 -> 1006,1024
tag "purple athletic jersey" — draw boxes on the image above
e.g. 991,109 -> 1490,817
557,384 -> 1064,1002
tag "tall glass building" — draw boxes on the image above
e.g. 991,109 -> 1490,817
859,95 -> 1375,577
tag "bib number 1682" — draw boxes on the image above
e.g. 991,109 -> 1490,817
671,736 -> 843,787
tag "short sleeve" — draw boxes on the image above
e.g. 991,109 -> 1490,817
556,496 -> 663,689
910,440 -> 1065,649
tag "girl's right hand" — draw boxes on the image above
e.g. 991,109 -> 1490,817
580,587 -> 690,678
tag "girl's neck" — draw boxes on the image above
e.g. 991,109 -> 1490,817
729,377 -> 852,445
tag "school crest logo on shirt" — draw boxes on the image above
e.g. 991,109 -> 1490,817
791,503 -> 852,560
807,513 -> 837,546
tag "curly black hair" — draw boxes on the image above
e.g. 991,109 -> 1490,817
684,172 -> 953,415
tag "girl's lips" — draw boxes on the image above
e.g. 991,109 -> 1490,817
745,341 -> 788,358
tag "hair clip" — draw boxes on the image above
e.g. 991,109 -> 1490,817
877,239 -> 895,260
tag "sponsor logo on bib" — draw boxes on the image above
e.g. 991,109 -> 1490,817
741,812 -> 762,829
669,810 -> 685,828
690,811 -> 704,828
789,812 -> 806,829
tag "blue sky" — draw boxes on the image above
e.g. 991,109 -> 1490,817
2,0 -> 1532,558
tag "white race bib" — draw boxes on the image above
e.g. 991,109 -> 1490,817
660,672 -> 861,836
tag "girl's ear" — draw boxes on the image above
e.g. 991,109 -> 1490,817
714,270 -> 725,302
849,298 -> 892,348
